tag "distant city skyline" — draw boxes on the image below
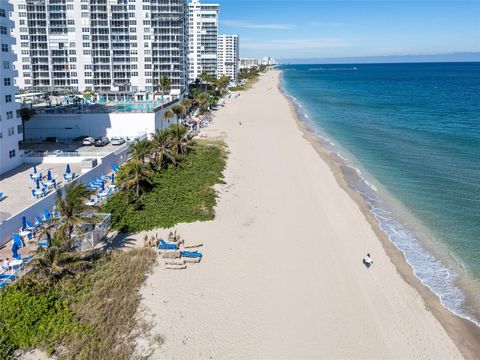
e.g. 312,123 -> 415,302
214,0 -> 480,60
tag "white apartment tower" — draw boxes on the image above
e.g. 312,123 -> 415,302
217,34 -> 239,82
187,0 -> 219,83
11,0 -> 189,95
0,1 -> 23,175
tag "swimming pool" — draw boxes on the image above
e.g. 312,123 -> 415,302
109,102 -> 161,113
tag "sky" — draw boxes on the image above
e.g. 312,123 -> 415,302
213,0 -> 480,61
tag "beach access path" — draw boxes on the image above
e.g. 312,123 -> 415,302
138,70 -> 464,359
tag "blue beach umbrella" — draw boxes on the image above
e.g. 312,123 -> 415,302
21,216 -> 27,231
47,170 -> 52,181
66,164 -> 71,174
36,179 -> 40,189
33,164 -> 37,174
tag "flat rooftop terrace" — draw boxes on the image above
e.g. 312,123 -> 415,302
0,162 -> 82,221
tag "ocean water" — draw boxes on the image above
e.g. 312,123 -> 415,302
280,62 -> 480,326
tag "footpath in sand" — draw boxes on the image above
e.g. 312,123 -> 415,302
138,71 -> 464,359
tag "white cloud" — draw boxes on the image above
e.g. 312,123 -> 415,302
222,20 -> 293,30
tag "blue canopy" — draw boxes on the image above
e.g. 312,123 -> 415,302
66,164 -> 71,174
36,178 -> 40,189
33,164 -> 37,174
47,170 -> 52,180
21,216 -> 27,231
111,173 -> 115,185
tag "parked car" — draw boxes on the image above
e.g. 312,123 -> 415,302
83,137 -> 95,146
44,137 -> 58,143
74,135 -> 89,142
111,137 -> 126,146
93,136 -> 110,147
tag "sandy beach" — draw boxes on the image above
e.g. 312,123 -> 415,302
137,70 -> 476,359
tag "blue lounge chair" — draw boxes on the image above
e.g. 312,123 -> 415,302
180,251 -> 203,259
31,189 -> 36,199
0,192 -> 4,200
26,220 -> 36,230
39,239 -> 49,248
158,239 -> 178,251
35,216 -> 44,226
0,274 -> 16,281
43,210 -> 52,221
112,165 -> 119,172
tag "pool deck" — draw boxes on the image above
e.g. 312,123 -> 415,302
0,162 -> 82,221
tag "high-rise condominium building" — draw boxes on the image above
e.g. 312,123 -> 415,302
217,34 -> 239,82
187,0 -> 219,83
0,1 -> 23,175
11,0 -> 189,95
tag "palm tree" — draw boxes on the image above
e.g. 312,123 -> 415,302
31,246 -> 93,282
158,76 -> 171,102
171,104 -> 186,125
151,128 -> 176,169
163,109 -> 175,124
117,160 -> 153,199
54,182 -> 95,250
181,98 -> 193,116
130,139 -> 152,164
168,125 -> 191,158
193,92 -> 209,113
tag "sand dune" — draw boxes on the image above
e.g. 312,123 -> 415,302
138,71 -> 465,359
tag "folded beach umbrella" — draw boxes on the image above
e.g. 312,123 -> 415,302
47,170 -> 52,181
33,164 -> 37,174
11,242 -> 19,260
36,178 -> 40,189
111,173 -> 115,185
101,181 -> 105,191
66,164 -> 71,174
21,216 -> 27,231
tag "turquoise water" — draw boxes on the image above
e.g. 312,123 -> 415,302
280,62 -> 480,325
110,102 -> 161,113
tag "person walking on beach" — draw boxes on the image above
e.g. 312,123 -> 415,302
363,253 -> 373,268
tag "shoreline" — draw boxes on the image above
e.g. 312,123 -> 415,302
279,73 -> 480,358
138,69 -> 473,359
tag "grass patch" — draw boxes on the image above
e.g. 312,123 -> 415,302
0,248 -> 157,359
229,75 -> 259,91
102,140 -> 227,233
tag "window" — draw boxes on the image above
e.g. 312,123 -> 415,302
1,44 -> 8,52
0,26 -> 6,35
0,9 -> 5,17
17,124 -> 23,134
9,149 -> 16,158
5,94 -> 12,103
7,127 -> 14,136
4,78 -> 10,86
6,111 -> 13,119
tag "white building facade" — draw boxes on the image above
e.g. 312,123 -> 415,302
0,1 -> 23,175
217,34 -> 239,82
11,0 -> 189,95
187,0 -> 219,83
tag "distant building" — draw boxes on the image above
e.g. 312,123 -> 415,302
239,57 -> 276,71
239,58 -> 259,70
217,35 -> 239,82
10,0 -> 189,95
188,0 -> 219,83
0,1 -> 23,175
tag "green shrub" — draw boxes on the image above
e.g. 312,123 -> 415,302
103,141 -> 226,232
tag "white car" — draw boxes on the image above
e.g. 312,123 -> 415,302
83,137 -> 95,146
111,137 -> 126,146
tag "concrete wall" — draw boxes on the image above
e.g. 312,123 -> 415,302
0,147 -> 130,246
24,101 -> 181,141
24,112 -> 156,141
